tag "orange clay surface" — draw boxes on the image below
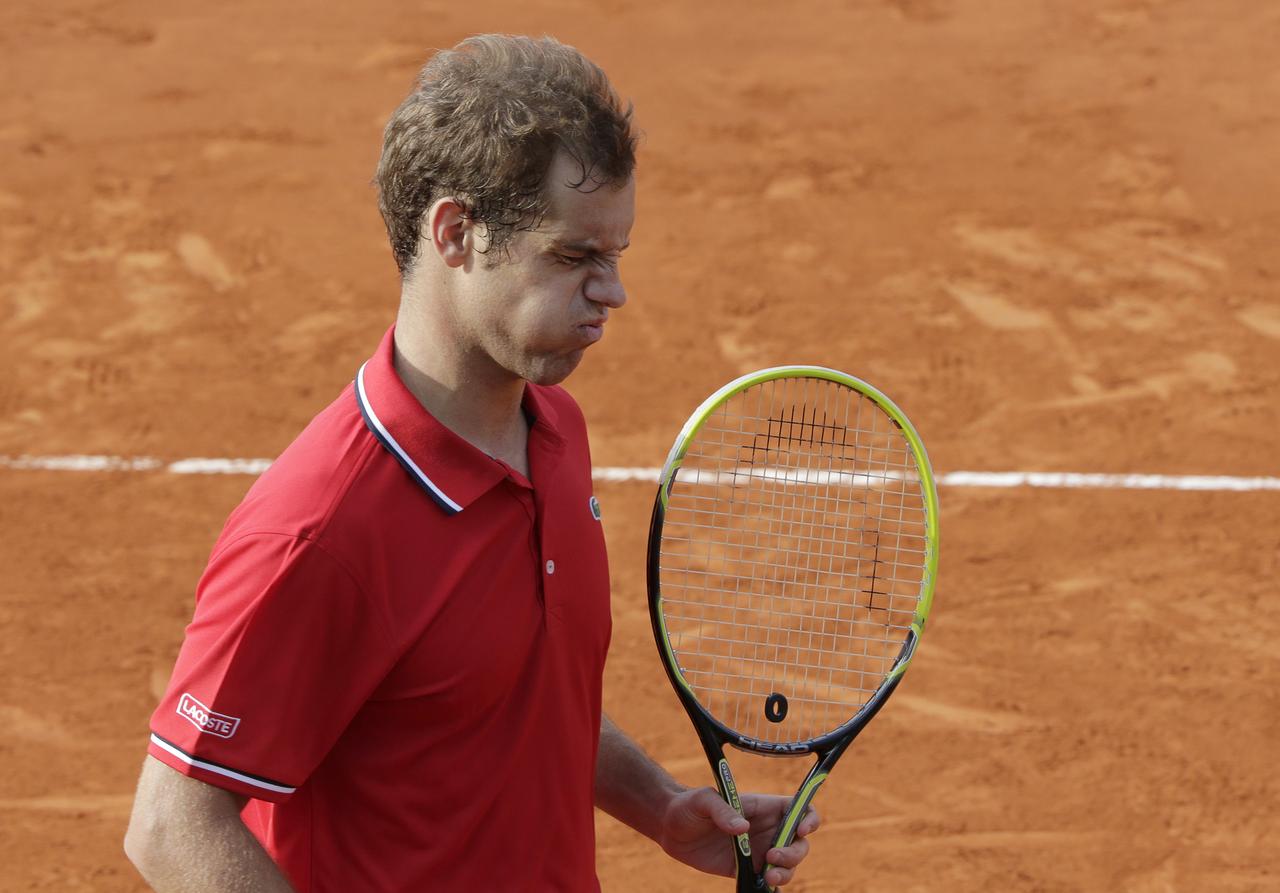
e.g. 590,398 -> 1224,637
2,1 -> 1279,890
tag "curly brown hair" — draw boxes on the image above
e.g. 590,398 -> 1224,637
375,34 -> 638,276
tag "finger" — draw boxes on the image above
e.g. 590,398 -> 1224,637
766,836 -> 810,869
764,865 -> 795,887
795,806 -> 822,837
740,792 -> 791,821
691,787 -> 750,835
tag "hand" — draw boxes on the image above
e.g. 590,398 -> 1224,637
657,787 -> 821,888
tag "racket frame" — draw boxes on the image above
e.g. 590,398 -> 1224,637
646,365 -> 939,892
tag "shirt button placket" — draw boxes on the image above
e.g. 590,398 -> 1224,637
543,558 -> 556,619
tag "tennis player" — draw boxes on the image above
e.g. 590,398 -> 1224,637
124,34 -> 819,891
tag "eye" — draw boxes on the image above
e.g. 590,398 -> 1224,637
555,253 -> 585,267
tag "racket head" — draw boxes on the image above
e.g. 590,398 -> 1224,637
647,366 -> 939,755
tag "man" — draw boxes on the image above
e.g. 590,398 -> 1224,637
125,35 -> 819,891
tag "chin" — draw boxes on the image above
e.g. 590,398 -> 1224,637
521,351 -> 585,387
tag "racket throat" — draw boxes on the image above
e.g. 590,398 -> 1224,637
772,765 -> 829,852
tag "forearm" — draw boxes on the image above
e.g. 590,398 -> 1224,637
594,713 -> 686,841
128,819 -> 293,892
125,759 -> 295,893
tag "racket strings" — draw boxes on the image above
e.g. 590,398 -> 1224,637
658,376 -> 928,745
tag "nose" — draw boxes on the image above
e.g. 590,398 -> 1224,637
584,267 -> 627,310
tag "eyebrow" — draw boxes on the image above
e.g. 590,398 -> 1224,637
555,239 -> 630,254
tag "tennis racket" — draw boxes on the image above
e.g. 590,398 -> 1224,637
646,366 -> 939,891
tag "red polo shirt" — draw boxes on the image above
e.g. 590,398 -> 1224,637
147,326 -> 612,891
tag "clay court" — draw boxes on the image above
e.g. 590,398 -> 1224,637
3,0 -> 1278,890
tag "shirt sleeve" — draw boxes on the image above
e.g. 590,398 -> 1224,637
147,531 -> 396,802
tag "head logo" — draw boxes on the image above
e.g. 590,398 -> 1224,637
589,495 -> 602,521
177,693 -> 241,739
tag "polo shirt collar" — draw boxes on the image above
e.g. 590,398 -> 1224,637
354,326 -> 563,515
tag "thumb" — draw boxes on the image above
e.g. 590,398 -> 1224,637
692,788 -> 750,835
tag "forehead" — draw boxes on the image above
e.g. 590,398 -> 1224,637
537,152 -> 635,248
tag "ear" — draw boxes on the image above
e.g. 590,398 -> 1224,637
423,197 -> 476,269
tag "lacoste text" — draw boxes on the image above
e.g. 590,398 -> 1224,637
177,693 -> 241,739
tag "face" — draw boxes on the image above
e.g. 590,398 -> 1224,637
455,151 -> 635,387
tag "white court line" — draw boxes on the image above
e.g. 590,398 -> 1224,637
0,455 -> 270,474
2,455 -> 1279,491
0,454 -> 165,472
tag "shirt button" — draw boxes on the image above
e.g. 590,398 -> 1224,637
545,559 -> 556,575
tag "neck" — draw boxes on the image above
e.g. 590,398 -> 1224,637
392,305 -> 528,462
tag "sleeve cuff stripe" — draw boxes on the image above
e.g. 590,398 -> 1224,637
149,733 -> 296,795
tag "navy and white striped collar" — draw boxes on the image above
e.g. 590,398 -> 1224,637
355,361 -> 467,513
353,326 -> 561,514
